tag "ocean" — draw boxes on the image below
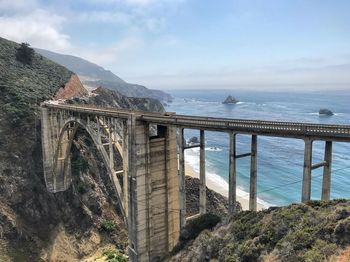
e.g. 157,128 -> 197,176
165,89 -> 350,207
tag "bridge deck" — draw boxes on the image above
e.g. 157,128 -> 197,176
43,103 -> 350,142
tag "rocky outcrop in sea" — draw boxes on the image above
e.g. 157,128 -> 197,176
222,95 -> 239,104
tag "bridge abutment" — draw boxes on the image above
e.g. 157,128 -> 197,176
128,120 -> 180,261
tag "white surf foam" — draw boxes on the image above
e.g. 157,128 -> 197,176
205,147 -> 223,152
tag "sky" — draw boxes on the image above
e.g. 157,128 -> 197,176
0,0 -> 349,90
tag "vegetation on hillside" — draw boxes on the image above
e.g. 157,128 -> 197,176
0,37 -> 72,125
16,43 -> 35,65
0,37 -> 128,261
169,200 -> 350,262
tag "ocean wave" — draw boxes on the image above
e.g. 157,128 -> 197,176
308,112 -> 344,116
205,147 -> 223,152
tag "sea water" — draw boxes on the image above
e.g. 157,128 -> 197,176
165,89 -> 350,207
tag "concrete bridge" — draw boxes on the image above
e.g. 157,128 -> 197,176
41,102 -> 350,261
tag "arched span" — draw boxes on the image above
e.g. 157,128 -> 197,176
53,116 -> 126,221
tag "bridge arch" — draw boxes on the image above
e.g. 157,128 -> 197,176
50,116 -> 126,221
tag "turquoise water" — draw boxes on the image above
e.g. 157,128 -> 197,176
166,89 -> 350,206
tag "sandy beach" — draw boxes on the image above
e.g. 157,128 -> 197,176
185,163 -> 265,211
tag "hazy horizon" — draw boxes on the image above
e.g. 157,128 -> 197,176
1,0 -> 349,91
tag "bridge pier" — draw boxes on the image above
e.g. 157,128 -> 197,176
199,130 -> 206,214
127,119 -> 180,261
178,128 -> 186,228
108,119 -> 114,171
322,141 -> 333,201
122,121 -> 129,217
249,135 -> 258,211
229,133 -> 237,214
302,138 -> 313,203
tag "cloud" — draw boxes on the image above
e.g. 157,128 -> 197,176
126,61 -> 350,90
74,36 -> 143,66
76,11 -> 131,25
0,0 -> 37,12
82,0 -> 185,7
0,9 -> 70,52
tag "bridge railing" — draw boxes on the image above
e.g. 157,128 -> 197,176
42,102 -> 350,139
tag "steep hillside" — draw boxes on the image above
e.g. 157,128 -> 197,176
35,48 -> 173,102
0,37 -> 126,261
170,200 -> 350,262
0,37 -> 167,261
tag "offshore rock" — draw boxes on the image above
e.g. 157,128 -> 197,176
222,95 -> 239,104
319,108 -> 334,116
188,136 -> 199,144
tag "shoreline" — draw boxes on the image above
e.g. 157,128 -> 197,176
185,163 -> 266,211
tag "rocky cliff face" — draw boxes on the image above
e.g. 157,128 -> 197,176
54,74 -> 89,100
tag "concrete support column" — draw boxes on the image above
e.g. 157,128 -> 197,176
96,116 -> 101,144
199,130 -> 206,214
229,133 -> 237,214
122,121 -> 129,217
108,119 -> 114,171
127,114 -> 138,261
321,141 -> 333,201
249,135 -> 258,211
302,138 -> 313,203
178,128 -> 186,228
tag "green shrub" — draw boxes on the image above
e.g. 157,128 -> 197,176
101,219 -> 116,232
171,213 -> 221,254
16,43 -> 34,65
72,158 -> 89,173
77,182 -> 87,194
303,240 -> 337,262
103,249 -> 128,262
181,213 -> 221,242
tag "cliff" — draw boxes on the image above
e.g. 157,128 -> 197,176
54,74 -> 88,100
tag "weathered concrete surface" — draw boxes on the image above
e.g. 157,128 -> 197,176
249,135 -> 257,211
302,138 -> 313,203
322,141 -> 333,201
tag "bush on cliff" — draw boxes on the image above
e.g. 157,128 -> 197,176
169,200 -> 350,262
16,43 -> 34,65
172,213 -> 221,255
